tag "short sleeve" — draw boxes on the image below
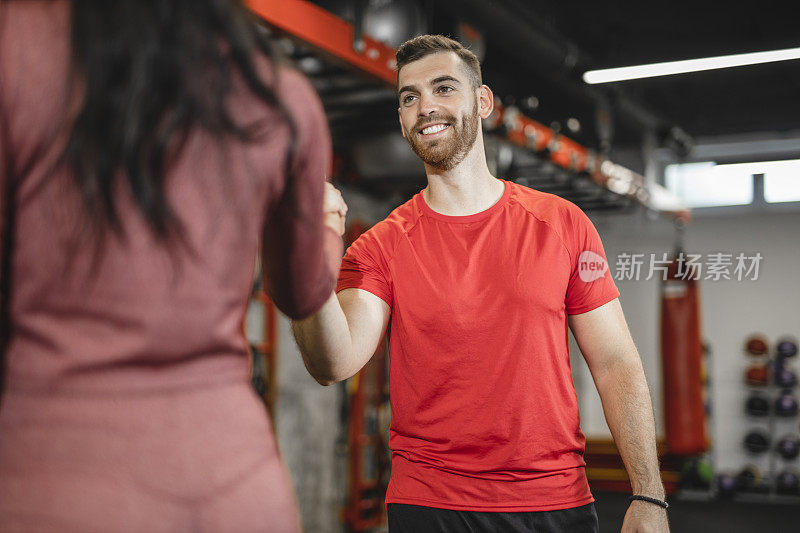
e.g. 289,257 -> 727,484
336,228 -> 393,308
261,67 -> 342,319
564,204 -> 619,314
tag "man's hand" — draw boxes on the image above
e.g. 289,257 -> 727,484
621,500 -> 669,533
323,182 -> 348,236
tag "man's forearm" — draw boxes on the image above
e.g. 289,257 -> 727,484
291,292 -> 356,385
594,357 -> 665,499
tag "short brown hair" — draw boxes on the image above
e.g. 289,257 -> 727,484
396,35 -> 482,89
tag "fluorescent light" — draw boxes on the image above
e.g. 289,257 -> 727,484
583,47 -> 800,84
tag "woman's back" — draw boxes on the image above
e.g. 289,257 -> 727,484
0,3 -> 339,530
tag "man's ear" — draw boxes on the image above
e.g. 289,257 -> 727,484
398,107 -> 407,139
477,85 -> 494,119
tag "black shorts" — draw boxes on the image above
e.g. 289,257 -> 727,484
387,502 -> 599,533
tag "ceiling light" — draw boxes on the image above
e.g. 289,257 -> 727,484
583,47 -> 800,84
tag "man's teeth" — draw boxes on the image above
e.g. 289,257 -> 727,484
421,124 -> 449,135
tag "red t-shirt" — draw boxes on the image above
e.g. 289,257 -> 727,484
337,180 -> 619,512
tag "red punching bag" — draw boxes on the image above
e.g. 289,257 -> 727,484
661,253 -> 707,455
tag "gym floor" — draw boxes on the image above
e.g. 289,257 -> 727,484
593,491 -> 799,532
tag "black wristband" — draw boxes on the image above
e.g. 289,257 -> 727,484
628,495 -> 669,509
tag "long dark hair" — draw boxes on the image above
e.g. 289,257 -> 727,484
65,0 -> 296,241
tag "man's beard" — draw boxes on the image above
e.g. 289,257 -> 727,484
406,98 -> 480,171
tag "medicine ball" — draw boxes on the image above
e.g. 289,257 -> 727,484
745,364 -> 769,386
776,469 -> 800,495
743,430 -> 770,454
776,338 -> 798,359
736,464 -> 766,493
774,366 -> 798,389
680,457 -> 713,490
775,391 -> 799,417
776,435 -> 800,460
716,473 -> 737,498
745,335 -> 768,356
745,394 -> 770,417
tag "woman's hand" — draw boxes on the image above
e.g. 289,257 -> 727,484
323,182 -> 348,236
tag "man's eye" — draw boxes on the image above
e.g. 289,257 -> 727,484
437,86 -> 454,94
402,95 -> 417,104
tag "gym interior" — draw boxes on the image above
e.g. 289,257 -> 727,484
242,2 -> 800,532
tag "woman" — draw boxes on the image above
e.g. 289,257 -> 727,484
0,1 -> 342,530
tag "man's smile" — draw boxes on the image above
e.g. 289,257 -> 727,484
418,122 -> 451,136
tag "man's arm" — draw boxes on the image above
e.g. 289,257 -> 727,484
292,288 -> 390,385
291,182 -> 391,386
568,297 -> 669,532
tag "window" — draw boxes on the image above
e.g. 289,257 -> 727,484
763,159 -> 800,203
665,158 -> 800,207
665,161 -> 753,208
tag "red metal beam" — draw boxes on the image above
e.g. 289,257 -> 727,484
246,0 -> 396,85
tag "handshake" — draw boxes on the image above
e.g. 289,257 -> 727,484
323,182 -> 348,237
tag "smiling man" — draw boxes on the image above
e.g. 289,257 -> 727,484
293,35 -> 669,533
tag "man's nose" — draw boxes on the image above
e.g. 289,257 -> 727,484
417,93 -> 440,117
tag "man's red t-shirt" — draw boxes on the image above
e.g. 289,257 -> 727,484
336,180 -> 620,512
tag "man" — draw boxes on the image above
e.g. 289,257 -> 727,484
293,35 -> 669,533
